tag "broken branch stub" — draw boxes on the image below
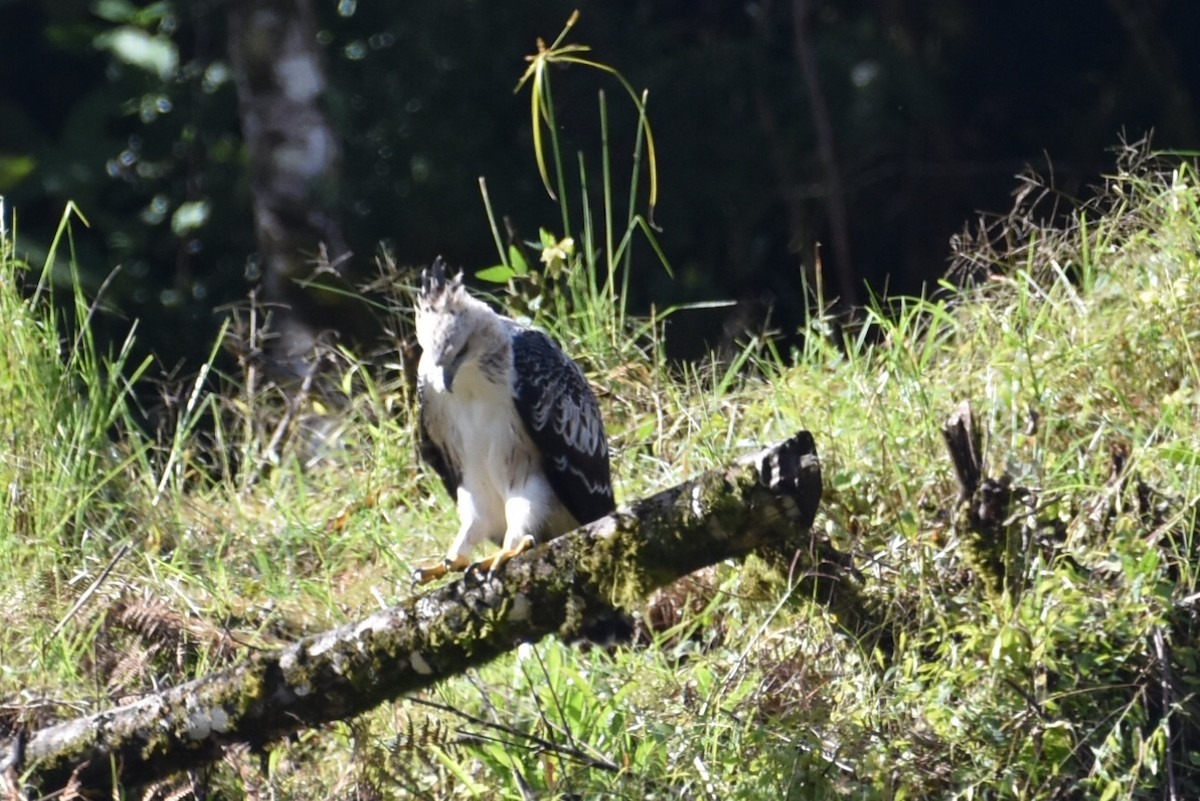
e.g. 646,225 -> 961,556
3,430 -> 823,797
942,399 -> 983,500
942,400 -> 1017,596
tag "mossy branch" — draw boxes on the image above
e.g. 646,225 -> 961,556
1,431 -> 827,797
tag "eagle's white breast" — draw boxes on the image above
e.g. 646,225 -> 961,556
419,344 -> 574,553
414,258 -> 614,569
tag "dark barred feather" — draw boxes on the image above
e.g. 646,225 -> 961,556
510,328 -> 615,524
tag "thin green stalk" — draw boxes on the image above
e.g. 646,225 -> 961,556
576,152 -> 601,321
599,90 -> 615,304
620,90 -> 652,315
478,176 -> 508,269
33,200 -> 89,305
154,317 -> 230,503
541,76 -> 571,237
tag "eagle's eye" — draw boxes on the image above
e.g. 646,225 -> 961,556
450,341 -> 470,367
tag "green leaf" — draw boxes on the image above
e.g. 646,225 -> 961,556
171,200 -> 210,236
475,264 -> 515,283
96,26 -> 178,80
508,245 -> 529,276
539,228 -> 558,250
1098,779 -> 1123,801
92,0 -> 138,23
0,155 -> 36,192
429,746 -> 486,794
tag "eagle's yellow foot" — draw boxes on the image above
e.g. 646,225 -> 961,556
412,555 -> 471,585
464,535 -> 537,582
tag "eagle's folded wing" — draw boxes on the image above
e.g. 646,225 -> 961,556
510,328 -> 615,525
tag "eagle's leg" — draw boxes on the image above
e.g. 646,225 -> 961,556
412,555 -> 472,584
415,490 -> 500,584
465,492 -> 548,581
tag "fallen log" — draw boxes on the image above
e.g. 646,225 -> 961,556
3,430 -> 826,797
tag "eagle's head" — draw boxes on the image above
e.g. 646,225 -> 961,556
415,256 -> 500,392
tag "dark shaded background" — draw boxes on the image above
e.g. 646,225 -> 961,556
1,0 -> 1197,368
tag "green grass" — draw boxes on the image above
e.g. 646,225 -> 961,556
5,58 -> 1200,801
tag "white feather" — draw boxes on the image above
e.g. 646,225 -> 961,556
416,283 -> 580,563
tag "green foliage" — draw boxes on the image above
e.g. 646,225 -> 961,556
5,1 -> 1199,379
5,53 -> 1200,798
514,9 -> 658,219
477,27 -> 672,368
0,203 -> 151,562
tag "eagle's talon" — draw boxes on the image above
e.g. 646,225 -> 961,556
463,560 -> 489,584
411,564 -> 441,585
412,556 -> 469,585
477,536 -> 537,580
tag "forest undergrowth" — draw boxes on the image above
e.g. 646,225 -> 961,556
3,131 -> 1200,800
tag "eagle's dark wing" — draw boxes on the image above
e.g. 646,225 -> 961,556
417,379 -> 461,499
511,328 -> 615,524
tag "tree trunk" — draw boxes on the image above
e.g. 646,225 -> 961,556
791,0 -> 857,309
1,431 -> 839,797
227,0 -> 374,362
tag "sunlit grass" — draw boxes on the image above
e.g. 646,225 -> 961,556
3,85 -> 1200,801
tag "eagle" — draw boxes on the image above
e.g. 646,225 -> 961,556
412,257 -> 615,583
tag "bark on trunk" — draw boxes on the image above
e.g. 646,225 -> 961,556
228,0 -> 374,360
3,431 -> 831,798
